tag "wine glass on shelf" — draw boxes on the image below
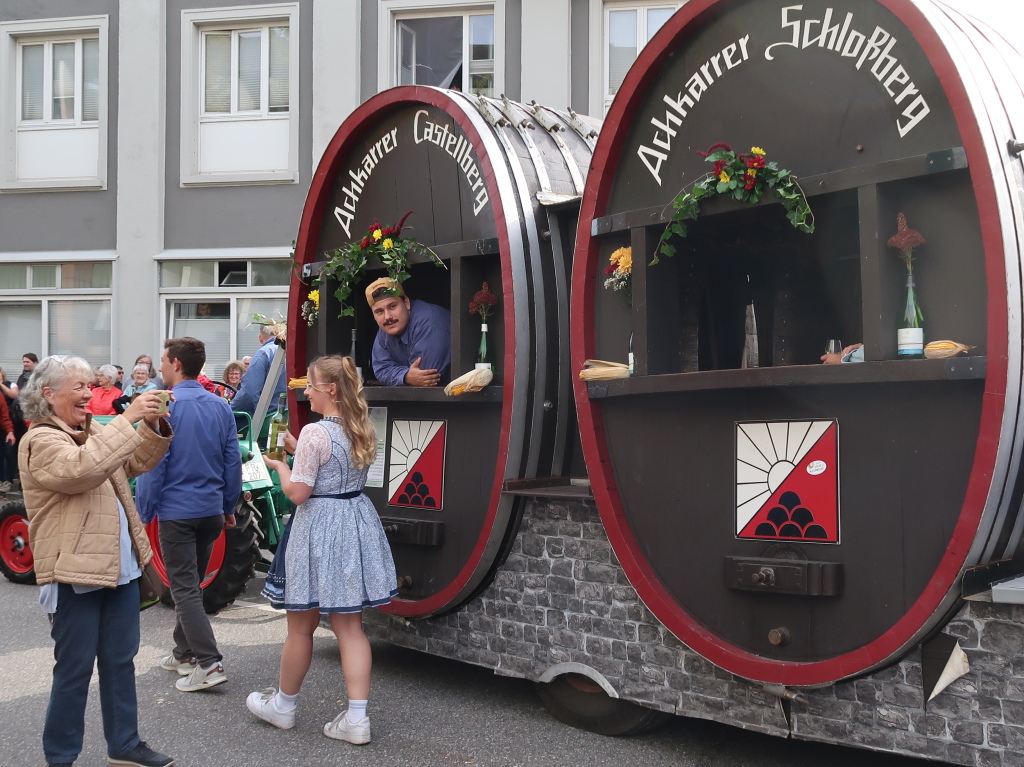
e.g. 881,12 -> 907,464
825,339 -> 842,356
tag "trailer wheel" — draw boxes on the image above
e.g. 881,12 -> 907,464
534,674 -> 670,737
146,502 -> 261,614
0,500 -> 35,584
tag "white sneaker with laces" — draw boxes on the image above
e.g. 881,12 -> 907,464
159,654 -> 196,676
175,662 -> 226,691
246,688 -> 295,729
323,710 -> 371,744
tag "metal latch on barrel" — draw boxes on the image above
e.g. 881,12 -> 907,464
724,556 -> 844,596
380,517 -> 445,547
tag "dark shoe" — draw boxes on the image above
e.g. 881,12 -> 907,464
107,741 -> 173,767
48,763 -> 74,767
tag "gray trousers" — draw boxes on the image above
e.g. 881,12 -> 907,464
159,516 -> 224,667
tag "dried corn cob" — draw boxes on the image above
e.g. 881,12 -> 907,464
923,340 -> 976,359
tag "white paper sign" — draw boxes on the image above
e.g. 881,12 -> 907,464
365,407 -> 387,488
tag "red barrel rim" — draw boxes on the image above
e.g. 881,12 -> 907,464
570,0 -> 1008,684
291,86 -> 518,617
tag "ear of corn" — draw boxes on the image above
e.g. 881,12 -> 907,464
923,340 -> 976,359
288,377 -> 308,388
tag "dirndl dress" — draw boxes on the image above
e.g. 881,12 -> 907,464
262,419 -> 398,613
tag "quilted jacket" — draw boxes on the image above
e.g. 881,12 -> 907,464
19,413 -> 173,588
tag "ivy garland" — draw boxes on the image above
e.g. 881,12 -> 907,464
654,143 -> 815,265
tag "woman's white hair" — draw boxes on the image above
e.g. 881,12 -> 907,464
132,364 -> 150,376
19,355 -> 94,423
98,364 -> 118,379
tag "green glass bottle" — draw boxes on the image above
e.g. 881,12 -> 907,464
266,392 -> 288,461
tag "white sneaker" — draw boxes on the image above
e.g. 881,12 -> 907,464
159,653 -> 196,676
175,662 -> 226,692
246,688 -> 295,730
323,710 -> 371,744
0,481 -> 12,492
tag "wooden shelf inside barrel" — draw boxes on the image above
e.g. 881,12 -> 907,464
363,385 -> 502,402
587,357 -> 986,398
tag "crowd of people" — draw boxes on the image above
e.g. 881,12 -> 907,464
9,283 -> 462,767
14,330 -> 395,767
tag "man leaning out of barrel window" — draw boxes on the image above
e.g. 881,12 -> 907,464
367,278 -> 451,387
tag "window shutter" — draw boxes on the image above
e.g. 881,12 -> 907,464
607,10 -> 638,96
21,44 -> 44,121
268,26 -> 289,112
237,31 -> 261,112
48,300 -> 111,364
83,38 -> 99,121
204,33 -> 231,113
176,317 -> 231,378
51,42 -> 76,119
0,304 -> 42,378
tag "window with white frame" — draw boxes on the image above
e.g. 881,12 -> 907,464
181,4 -> 299,186
0,16 -> 108,190
379,2 -> 504,97
159,258 -> 290,378
0,260 -> 114,373
591,2 -> 677,113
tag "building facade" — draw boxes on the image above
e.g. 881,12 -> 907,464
0,0 -> 678,378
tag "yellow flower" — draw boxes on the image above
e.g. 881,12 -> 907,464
751,146 -> 766,156
308,289 -> 320,309
719,170 -> 731,183
372,228 -> 383,241
747,168 -> 757,178
382,238 -> 394,250
609,246 -> 631,266
616,250 -> 632,274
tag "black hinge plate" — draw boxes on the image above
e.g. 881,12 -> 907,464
380,516 -> 445,547
724,556 -> 844,596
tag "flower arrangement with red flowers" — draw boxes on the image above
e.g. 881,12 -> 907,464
655,143 -> 814,263
887,212 -> 926,327
603,246 -> 633,304
315,211 -> 445,317
469,282 -> 498,322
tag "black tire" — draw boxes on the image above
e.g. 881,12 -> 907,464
534,674 -> 671,737
0,500 -> 36,585
153,501 -> 262,614
201,501 -> 261,614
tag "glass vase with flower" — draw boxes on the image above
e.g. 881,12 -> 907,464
470,282 -> 498,371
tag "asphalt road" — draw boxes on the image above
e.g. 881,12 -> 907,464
0,575 -> 946,767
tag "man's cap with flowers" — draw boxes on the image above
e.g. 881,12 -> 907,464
365,277 -> 405,306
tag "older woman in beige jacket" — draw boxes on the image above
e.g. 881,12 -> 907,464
19,355 -> 174,767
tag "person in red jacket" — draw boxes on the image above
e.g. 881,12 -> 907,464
85,365 -> 123,416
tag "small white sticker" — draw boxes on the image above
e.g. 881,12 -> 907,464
807,460 -> 826,476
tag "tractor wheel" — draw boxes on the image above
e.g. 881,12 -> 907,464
145,501 -> 261,614
0,500 -> 36,584
534,673 -> 670,737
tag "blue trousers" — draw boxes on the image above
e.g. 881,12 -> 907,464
44,580 -> 142,764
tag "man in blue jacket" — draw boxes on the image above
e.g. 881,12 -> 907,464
136,336 -> 242,693
367,278 -> 451,386
231,322 -> 287,425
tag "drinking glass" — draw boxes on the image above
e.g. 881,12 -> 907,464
825,339 -> 842,356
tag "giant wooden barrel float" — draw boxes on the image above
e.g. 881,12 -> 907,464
573,0 -> 1024,685
291,86 -> 597,618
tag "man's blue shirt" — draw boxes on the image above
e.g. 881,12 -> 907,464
232,337 -> 287,415
136,380 -> 242,522
371,299 -> 451,386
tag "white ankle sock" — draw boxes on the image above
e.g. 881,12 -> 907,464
275,690 -> 298,712
348,700 -> 368,723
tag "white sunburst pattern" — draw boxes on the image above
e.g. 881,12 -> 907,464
735,420 -> 832,533
388,419 -> 445,499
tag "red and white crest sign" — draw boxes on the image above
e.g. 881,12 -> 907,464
388,420 -> 446,509
735,419 -> 839,543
